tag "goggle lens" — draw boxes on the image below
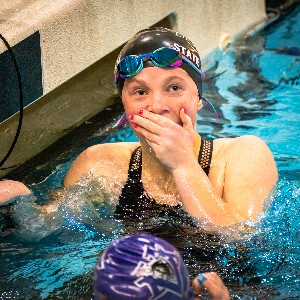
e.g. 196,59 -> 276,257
117,47 -> 181,78
118,56 -> 141,77
152,47 -> 181,66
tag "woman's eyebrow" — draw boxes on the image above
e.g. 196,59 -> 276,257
163,75 -> 185,82
125,78 -> 147,85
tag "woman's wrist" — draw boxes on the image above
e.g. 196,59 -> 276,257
170,157 -> 204,178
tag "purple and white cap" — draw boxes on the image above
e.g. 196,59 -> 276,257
94,233 -> 193,300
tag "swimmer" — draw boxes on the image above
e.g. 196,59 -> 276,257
0,27 -> 278,226
94,233 -> 230,300
64,27 -> 277,225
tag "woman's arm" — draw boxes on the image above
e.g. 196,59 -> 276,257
221,135 -> 278,219
0,180 -> 31,205
171,135 -> 278,225
130,109 -> 278,226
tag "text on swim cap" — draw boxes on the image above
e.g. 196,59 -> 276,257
173,43 -> 200,68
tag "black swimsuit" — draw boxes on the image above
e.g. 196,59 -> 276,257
115,140 -> 213,220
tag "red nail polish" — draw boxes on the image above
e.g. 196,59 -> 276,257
133,124 -> 138,128
184,108 -> 187,114
138,109 -> 143,115
129,114 -> 134,120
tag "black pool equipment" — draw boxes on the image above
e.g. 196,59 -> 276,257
0,33 -> 24,169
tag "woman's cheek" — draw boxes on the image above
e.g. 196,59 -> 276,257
122,99 -> 136,116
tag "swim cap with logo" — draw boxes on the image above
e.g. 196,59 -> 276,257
93,233 -> 193,300
114,27 -> 204,97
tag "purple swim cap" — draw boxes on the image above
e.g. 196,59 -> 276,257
94,234 -> 192,300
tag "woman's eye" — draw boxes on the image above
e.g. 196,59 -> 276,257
134,89 -> 147,96
168,85 -> 181,92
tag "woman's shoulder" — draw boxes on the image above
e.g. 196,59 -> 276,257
212,135 -> 273,161
85,142 -> 140,158
213,134 -> 265,149
64,142 -> 140,186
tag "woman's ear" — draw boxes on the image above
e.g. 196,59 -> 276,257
197,96 -> 203,110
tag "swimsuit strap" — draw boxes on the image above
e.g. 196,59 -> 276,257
128,142 -> 213,178
126,146 -> 142,183
198,140 -> 213,176
115,146 -> 145,218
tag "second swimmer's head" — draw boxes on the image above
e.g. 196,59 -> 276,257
94,233 -> 192,300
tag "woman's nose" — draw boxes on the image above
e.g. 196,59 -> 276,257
147,92 -> 167,114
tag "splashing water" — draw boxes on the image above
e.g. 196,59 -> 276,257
0,5 -> 300,299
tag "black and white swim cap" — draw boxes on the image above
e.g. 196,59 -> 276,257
115,27 -> 204,96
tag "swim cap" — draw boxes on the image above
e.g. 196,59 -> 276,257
115,27 -> 204,97
94,233 -> 192,300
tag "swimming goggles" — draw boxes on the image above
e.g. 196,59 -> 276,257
115,46 -> 206,81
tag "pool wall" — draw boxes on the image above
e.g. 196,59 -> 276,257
0,0 -> 267,177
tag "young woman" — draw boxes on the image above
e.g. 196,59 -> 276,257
0,27 -> 278,227
63,27 -> 278,226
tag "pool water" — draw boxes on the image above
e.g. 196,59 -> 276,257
1,5 -> 300,300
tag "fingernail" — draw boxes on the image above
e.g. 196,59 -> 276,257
138,109 -> 143,115
133,124 -> 138,128
183,108 -> 187,114
197,273 -> 207,287
129,114 -> 134,120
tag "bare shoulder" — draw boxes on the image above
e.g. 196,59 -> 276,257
230,135 -> 277,173
214,134 -> 278,178
213,135 -> 274,159
233,135 -> 270,149
64,142 -> 140,186
83,142 -> 139,162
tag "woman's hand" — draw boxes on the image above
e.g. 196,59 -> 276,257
193,272 -> 230,300
129,108 -> 198,171
0,180 -> 30,205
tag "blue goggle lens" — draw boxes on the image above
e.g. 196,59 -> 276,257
117,47 -> 181,78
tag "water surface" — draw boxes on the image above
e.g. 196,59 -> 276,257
0,5 -> 300,299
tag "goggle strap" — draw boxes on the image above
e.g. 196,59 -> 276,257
112,112 -> 127,128
182,57 -> 206,78
202,97 -> 219,118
